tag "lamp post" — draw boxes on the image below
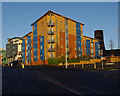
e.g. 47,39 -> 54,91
101,50 -> 104,69
65,19 -> 68,69
65,49 -> 68,69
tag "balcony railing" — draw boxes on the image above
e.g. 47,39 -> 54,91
48,31 -> 55,35
48,20 -> 55,27
48,47 -> 55,52
48,39 -> 55,43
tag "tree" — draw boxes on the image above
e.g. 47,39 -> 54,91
109,39 -> 114,50
60,56 -> 65,66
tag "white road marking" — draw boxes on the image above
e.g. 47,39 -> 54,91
32,70 -> 85,95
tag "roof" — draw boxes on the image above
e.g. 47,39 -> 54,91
22,31 -> 32,38
31,10 -> 84,26
8,37 -> 22,40
105,49 -> 120,51
83,36 -> 99,41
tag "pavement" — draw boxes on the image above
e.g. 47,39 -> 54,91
2,66 -> 120,95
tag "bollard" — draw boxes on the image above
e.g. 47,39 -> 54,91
82,64 -> 84,68
22,64 -> 24,69
94,63 -> 96,69
74,64 -> 75,67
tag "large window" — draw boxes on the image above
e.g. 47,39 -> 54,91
84,41 -> 86,46
84,48 -> 86,52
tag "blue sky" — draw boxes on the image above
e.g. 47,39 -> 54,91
2,2 -> 118,50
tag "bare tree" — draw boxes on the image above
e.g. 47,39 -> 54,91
109,39 -> 114,50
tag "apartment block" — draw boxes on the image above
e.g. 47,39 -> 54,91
0,48 -> 5,66
22,10 -> 100,65
6,37 -> 22,65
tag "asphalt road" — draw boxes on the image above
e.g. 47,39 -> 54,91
2,66 -> 120,95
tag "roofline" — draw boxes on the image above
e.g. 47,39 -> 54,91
83,36 -> 99,41
8,37 -> 22,41
105,49 -> 120,51
31,10 -> 84,26
22,31 -> 32,39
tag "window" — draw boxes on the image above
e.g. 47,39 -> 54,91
61,45 -> 63,49
79,41 -> 80,43
79,54 -> 81,57
74,41 -> 76,43
13,51 -> 15,54
50,53 -> 54,58
98,45 -> 100,48
79,47 -> 80,51
61,37 -> 63,41
75,48 -> 76,50
75,55 -> 77,58
42,22 -> 43,26
91,43 -> 93,47
41,45 -> 42,50
74,33 -> 76,36
41,38 -> 42,41
84,41 -> 86,46
91,49 -> 93,53
81,37 -> 82,40
49,44 -> 54,48
84,48 -> 86,52
74,26 -> 75,29
60,21 -> 62,25
40,54 -> 42,57
52,53 -> 54,58
34,48 -> 36,52
61,54 -> 63,56
78,33 -> 80,37
61,29 -> 62,33
42,30 -> 43,34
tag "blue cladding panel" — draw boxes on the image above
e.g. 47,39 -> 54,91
33,22 -> 37,61
22,39 -> 25,63
76,22 -> 81,57
95,42 -> 100,57
86,39 -> 90,55
27,36 -> 31,62
40,36 -> 44,60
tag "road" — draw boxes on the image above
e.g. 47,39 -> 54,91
2,66 -> 120,95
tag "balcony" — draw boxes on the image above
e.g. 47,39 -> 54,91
48,39 -> 55,43
48,47 -> 55,52
48,20 -> 55,27
48,30 -> 55,35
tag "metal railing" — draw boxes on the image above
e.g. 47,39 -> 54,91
48,39 -> 55,43
48,47 -> 55,52
48,30 -> 55,35
48,20 -> 55,27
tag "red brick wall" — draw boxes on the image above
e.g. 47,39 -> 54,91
59,32 -> 65,57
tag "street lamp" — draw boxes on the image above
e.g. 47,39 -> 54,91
101,49 -> 104,69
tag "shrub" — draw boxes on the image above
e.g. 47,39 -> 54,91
68,58 -> 80,63
47,57 -> 61,65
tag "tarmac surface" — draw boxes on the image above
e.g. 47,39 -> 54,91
2,66 -> 120,95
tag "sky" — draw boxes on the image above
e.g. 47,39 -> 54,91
2,2 -> 118,50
